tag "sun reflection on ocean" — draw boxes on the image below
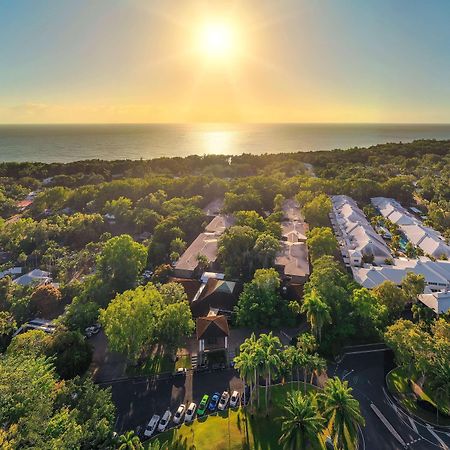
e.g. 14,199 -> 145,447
199,129 -> 237,155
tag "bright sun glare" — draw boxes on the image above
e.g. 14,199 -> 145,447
199,22 -> 235,59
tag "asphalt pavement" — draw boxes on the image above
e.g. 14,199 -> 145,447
331,349 -> 450,450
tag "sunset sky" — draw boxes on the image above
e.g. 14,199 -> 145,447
1,0 -> 450,124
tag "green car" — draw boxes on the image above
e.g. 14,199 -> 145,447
197,394 -> 209,416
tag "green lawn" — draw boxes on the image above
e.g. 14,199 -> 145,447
148,382 -> 319,450
127,353 -> 191,377
387,367 -> 450,426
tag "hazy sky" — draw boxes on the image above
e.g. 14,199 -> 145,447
1,0 -> 450,124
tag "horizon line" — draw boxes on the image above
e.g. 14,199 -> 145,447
2,121 -> 450,126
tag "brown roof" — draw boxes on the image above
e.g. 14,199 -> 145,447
168,277 -> 202,303
196,315 -> 229,339
275,241 -> 310,278
191,278 -> 240,317
174,232 -> 219,273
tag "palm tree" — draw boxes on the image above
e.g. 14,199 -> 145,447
117,430 -> 144,450
301,290 -> 331,343
238,333 -> 263,409
234,349 -> 256,410
282,346 -> 297,387
148,439 -> 169,450
278,390 -> 326,450
259,332 -> 282,414
320,377 -> 365,450
309,354 -> 327,386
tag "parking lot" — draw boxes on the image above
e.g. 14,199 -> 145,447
107,367 -> 243,434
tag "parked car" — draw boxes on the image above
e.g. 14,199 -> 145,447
85,323 -> 101,338
157,410 -> 172,432
184,402 -> 197,423
173,404 -> 186,424
174,367 -> 187,376
197,395 -> 209,416
218,391 -> 230,410
144,414 -> 160,437
230,390 -> 240,408
208,392 -> 221,411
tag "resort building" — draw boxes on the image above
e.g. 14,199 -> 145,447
351,257 -> 450,292
275,200 -> 310,283
196,313 -> 229,360
418,290 -> 450,315
170,272 -> 240,319
13,269 -> 52,286
330,195 -> 391,266
371,197 -> 450,259
173,214 -> 235,278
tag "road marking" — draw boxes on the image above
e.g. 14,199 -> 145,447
370,403 -> 407,448
406,437 -> 422,447
426,425 -> 449,450
342,369 -> 354,380
408,417 -> 418,433
344,348 -> 390,355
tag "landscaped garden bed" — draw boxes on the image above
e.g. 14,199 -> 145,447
387,367 -> 450,427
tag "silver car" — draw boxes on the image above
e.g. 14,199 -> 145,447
173,404 -> 186,424
184,402 -> 197,423
144,414 -> 160,437
229,390 -> 240,408
218,390 -> 230,410
157,410 -> 172,432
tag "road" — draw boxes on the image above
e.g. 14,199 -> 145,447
332,349 -> 450,450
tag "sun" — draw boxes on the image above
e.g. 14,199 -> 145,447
199,22 -> 235,59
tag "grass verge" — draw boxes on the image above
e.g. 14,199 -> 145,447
386,367 -> 450,427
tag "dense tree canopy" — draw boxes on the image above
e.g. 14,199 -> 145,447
235,268 -> 294,329
100,283 -> 194,362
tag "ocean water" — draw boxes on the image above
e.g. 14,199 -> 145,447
0,123 -> 450,163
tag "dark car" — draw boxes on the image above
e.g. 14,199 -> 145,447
208,392 -> 221,411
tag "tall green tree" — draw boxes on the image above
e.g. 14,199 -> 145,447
401,272 -> 425,303
278,391 -> 325,450
320,377 -> 365,450
302,194 -> 332,228
259,332 -> 282,414
374,281 -> 408,318
301,290 -> 331,343
99,284 -> 161,362
235,268 -> 292,329
307,227 -> 338,261
97,234 -> 147,293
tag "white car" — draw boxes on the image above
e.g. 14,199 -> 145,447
157,410 -> 172,432
229,390 -> 240,408
184,402 -> 197,423
173,404 -> 186,424
144,414 -> 160,437
218,390 -> 230,410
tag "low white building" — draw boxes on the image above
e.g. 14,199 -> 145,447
352,257 -> 450,292
331,195 -> 391,266
13,269 -> 52,286
418,290 -> 450,315
372,197 -> 450,259
0,267 -> 22,279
